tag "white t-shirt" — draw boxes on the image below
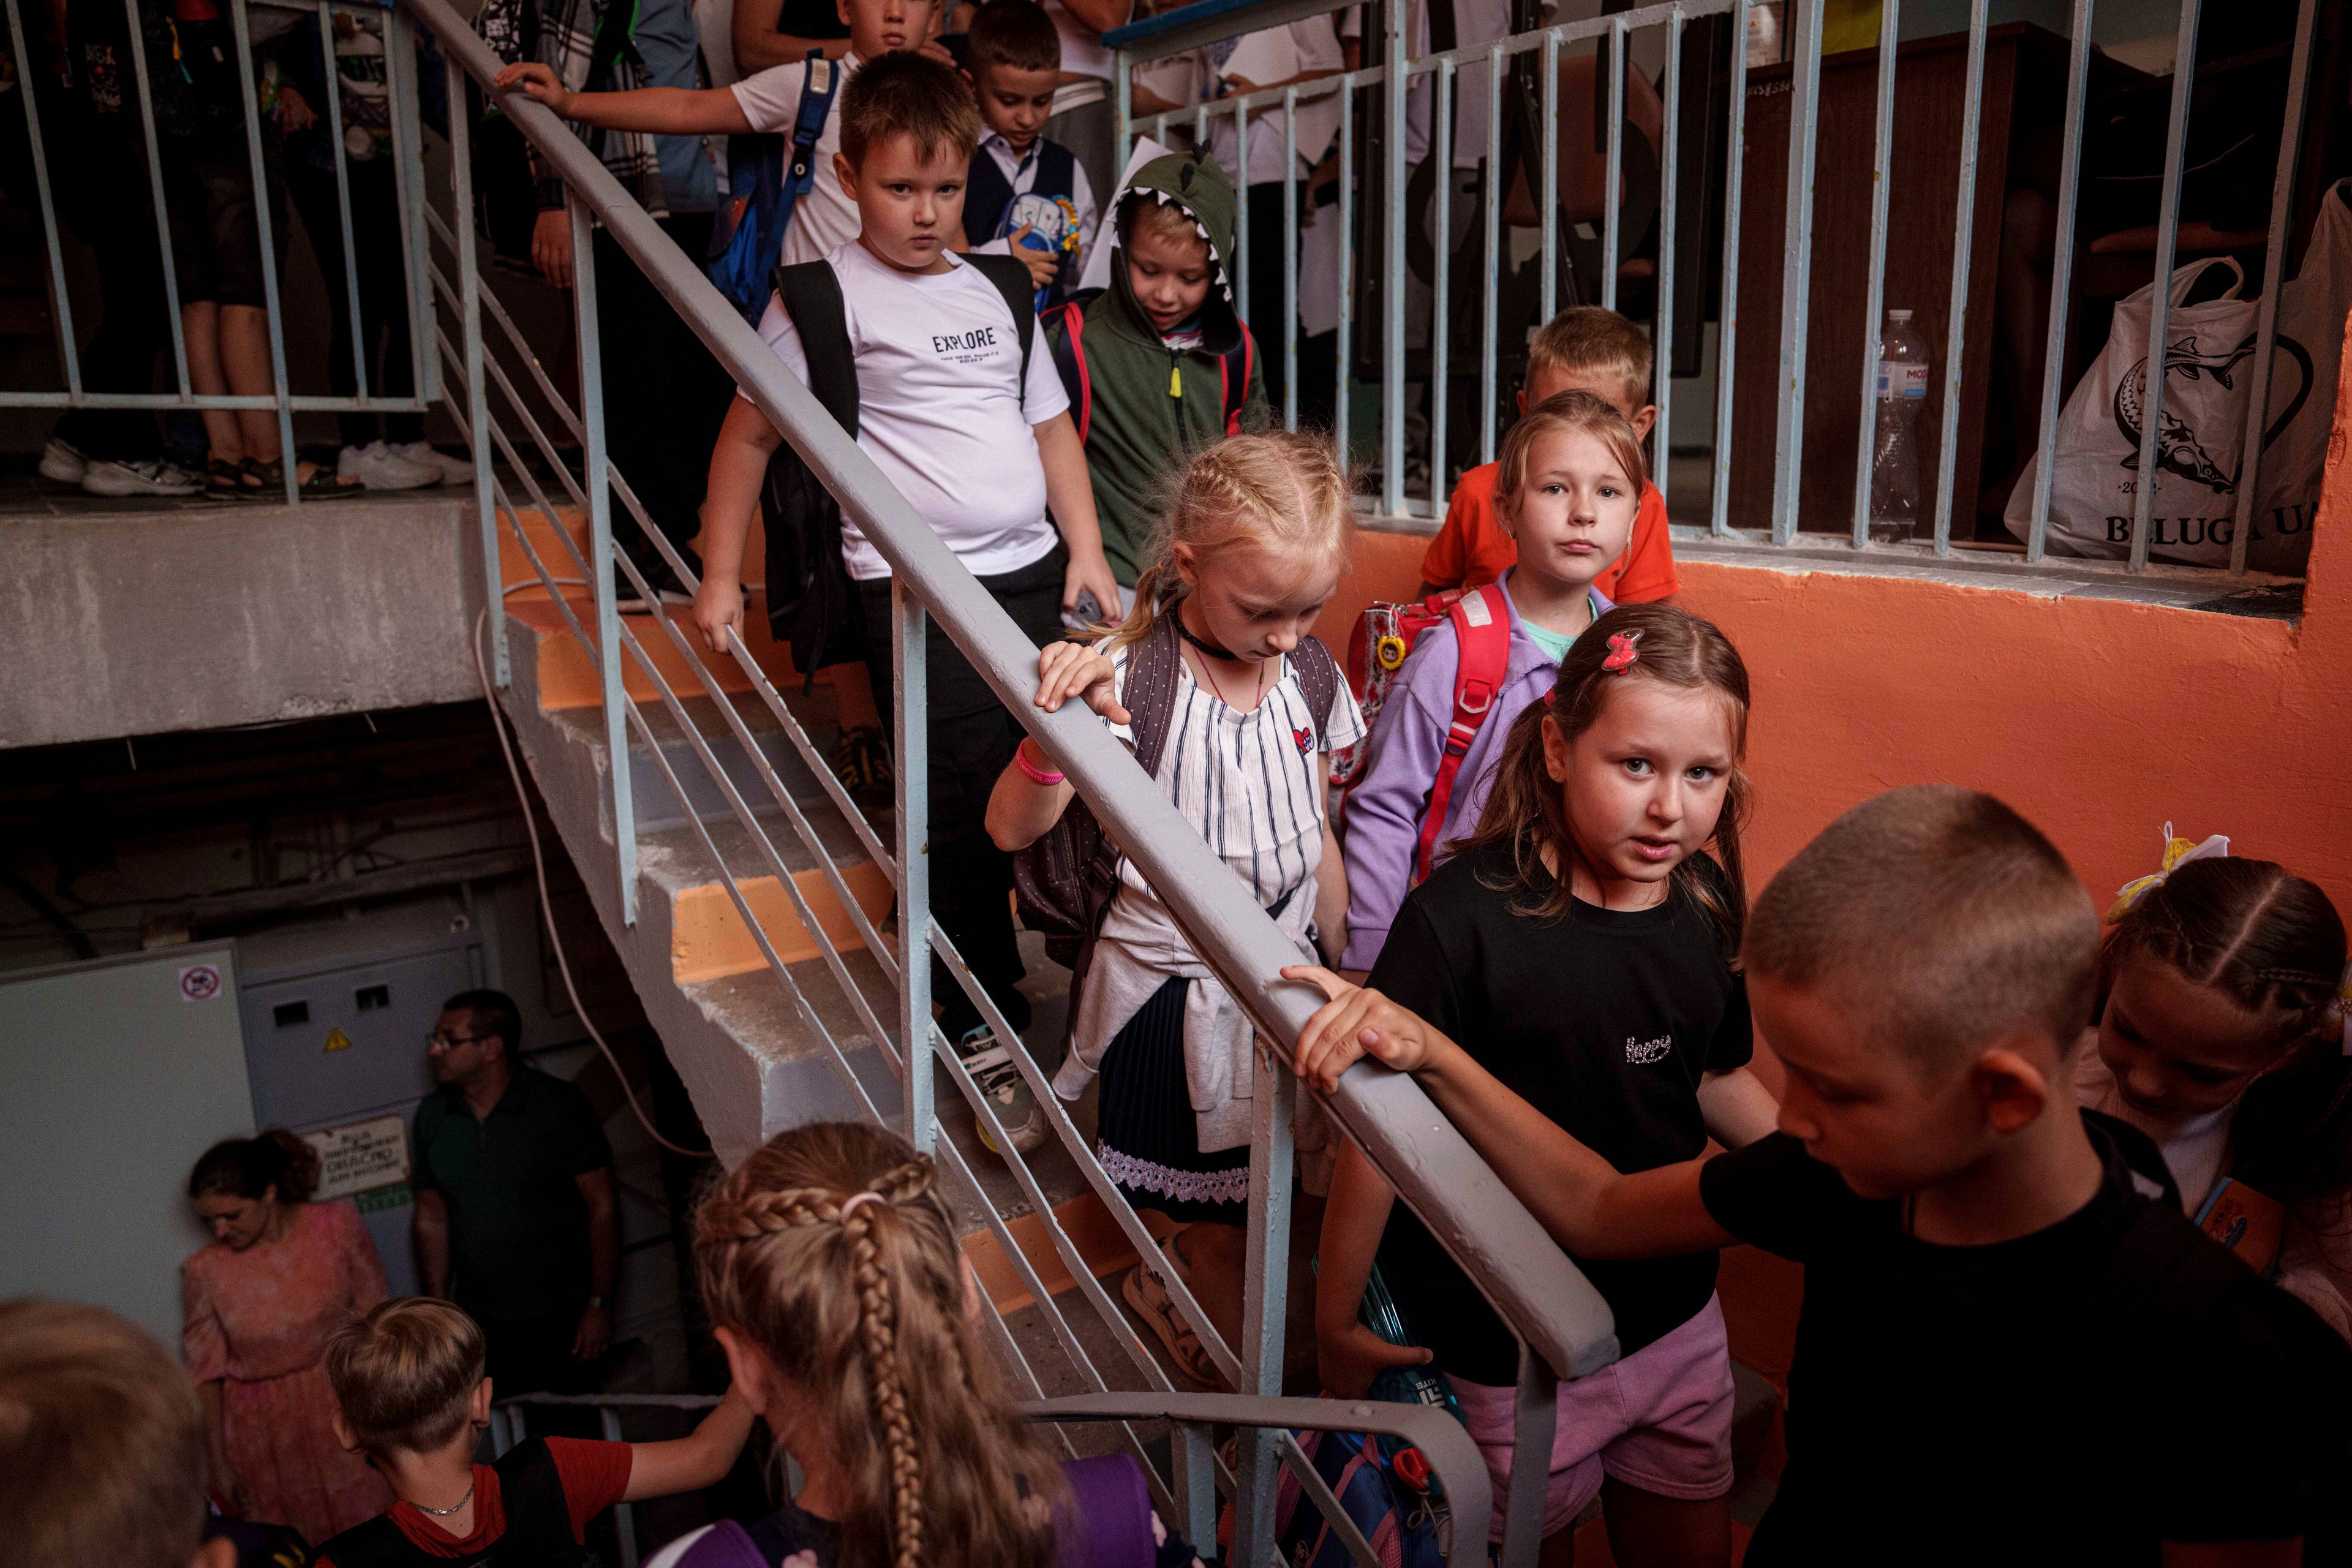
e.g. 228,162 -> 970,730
1045,0 -> 1117,79
1205,20 -> 1345,187
1096,634 -> 1367,967
743,243 -> 1070,580
729,52 -> 861,265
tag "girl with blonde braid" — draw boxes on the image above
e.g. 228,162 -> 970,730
645,1120 -> 1221,1568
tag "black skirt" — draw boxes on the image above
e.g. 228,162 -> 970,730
1095,976 -> 1251,1226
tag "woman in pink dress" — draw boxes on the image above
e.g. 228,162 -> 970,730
184,1129 -> 396,1545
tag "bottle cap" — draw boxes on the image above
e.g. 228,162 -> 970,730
1889,309 -> 1913,322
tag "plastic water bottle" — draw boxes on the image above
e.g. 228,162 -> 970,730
1870,309 -> 1931,543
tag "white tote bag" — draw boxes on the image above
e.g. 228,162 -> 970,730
2252,178 -> 2352,567
2006,257 -> 2265,568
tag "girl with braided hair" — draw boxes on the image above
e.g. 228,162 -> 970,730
647,1120 -> 1221,1568
986,431 -> 1366,1387
2079,846 -> 2352,1339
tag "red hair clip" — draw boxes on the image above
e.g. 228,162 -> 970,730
1600,630 -> 1643,674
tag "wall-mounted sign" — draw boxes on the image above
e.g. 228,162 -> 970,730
303,1114 -> 410,1200
178,963 -> 221,1003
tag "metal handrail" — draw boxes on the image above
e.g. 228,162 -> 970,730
406,0 -> 1618,1394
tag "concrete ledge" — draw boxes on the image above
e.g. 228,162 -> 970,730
0,496 -> 486,749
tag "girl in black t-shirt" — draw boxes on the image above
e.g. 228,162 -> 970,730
1316,603 -> 1781,1564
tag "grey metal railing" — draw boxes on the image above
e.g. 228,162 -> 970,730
3,0 -> 437,505
403,1 -> 1618,1562
1111,0 -> 2326,579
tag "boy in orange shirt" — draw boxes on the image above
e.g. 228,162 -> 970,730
1419,306 -> 1677,601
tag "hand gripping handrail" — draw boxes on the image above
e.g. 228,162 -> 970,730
408,0 -> 1617,1382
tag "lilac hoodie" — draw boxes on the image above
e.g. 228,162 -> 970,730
1338,575 -> 1611,973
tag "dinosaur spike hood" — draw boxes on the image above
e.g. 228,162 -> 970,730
1109,153 -> 1246,356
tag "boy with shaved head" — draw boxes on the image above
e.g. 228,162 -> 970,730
1290,786 -> 2348,1566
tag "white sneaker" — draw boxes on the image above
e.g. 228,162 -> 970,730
80,456 -> 205,497
339,440 -> 440,491
38,437 -> 86,485
388,440 -> 475,486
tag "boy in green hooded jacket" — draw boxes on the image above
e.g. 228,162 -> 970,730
1044,153 -> 1273,594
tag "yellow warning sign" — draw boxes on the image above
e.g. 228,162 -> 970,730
323,1027 -> 355,1054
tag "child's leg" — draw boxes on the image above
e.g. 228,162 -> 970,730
1597,1479 -> 1730,1568
1174,1221 -> 1248,1361
181,301 -> 243,461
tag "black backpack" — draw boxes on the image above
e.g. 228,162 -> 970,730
316,1437 -> 590,1568
758,252 -> 1040,685
1009,611 -> 1340,1020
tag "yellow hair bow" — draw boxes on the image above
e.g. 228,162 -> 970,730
2105,820 -> 2231,924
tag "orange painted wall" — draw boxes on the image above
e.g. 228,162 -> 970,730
1317,330 -> 2352,934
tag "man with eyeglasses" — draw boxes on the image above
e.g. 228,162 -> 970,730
410,988 -> 619,1397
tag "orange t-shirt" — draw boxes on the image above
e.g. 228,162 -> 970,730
1418,463 -> 1679,601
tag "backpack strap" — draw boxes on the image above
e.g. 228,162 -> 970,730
312,1515 -> 418,1568
1218,323 -> 1256,435
961,251 -> 1041,404
1291,633 -> 1341,746
493,1436 -> 590,1558
1053,1453 -> 1156,1568
768,259 -> 858,436
1046,299 -> 1094,445
1414,582 -> 1510,884
780,51 -> 840,211
1124,608 -> 1187,779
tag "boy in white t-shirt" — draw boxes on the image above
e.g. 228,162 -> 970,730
692,51 -> 1122,1155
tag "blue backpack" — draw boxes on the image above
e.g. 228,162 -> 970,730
704,51 -> 841,324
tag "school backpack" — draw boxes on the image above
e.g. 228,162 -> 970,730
1040,291 -> 1256,445
757,252 -> 1039,685
1009,611 -> 1340,981
1331,583 -> 1512,883
315,1437 -> 589,1567
706,51 -> 842,326
673,1453 -> 1161,1568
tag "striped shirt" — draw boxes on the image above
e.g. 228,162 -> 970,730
1097,636 -> 1367,967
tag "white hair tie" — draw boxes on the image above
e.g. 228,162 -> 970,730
2104,820 -> 2231,924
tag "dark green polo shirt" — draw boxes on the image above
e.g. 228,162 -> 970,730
412,1068 -> 613,1322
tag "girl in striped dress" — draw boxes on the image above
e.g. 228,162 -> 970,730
986,431 -> 1365,1383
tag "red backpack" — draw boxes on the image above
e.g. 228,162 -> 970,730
1332,582 -> 1512,883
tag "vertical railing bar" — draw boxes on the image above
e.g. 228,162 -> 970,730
1654,10 -> 1683,505
2,0 -> 80,396
1927,0 -> 1987,556
1385,2 -> 1410,515
1601,17 -> 1626,313
1284,88 -> 1299,431
1231,1054 -> 1297,1565
1539,29 -> 1559,324
1335,79 -> 1354,462
1196,99 -> 1208,154
442,63 -> 505,684
229,0 -> 301,505
1709,0 -> 1751,537
2128,0 -> 2203,574
1174,1423 -> 1217,1553
123,0 -> 192,396
569,192 -> 638,922
1480,43 -> 1502,463
895,579 -> 933,1154
2227,0 -> 2318,576
599,1408 -> 640,1568
318,1 -> 369,413
2026,0 -> 2095,564
385,3 -> 437,401
1234,96 -> 1251,323
1850,0 -> 1901,547
1768,0 -> 1823,544
1114,48 -> 1132,179
1430,60 -> 1452,514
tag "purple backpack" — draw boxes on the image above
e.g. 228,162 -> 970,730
676,1453 -> 1156,1568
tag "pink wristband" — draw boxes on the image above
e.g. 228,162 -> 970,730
1014,740 -> 1065,786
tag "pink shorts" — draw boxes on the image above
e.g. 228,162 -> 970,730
1447,1294 -> 1735,1542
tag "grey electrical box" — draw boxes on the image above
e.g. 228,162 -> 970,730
236,897 -> 489,1296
